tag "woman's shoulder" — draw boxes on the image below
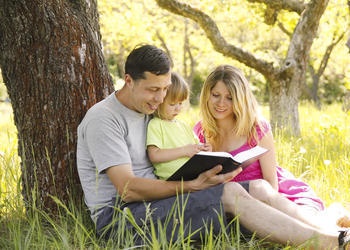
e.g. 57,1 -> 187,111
256,117 -> 271,137
193,121 -> 202,132
193,121 -> 206,142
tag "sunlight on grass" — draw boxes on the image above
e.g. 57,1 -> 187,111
0,103 -> 23,216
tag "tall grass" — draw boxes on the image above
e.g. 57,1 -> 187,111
0,102 -> 349,249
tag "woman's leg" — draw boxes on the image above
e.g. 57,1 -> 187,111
221,182 -> 340,248
248,179 -> 342,231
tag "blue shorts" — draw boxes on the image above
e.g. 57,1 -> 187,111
96,185 -> 226,244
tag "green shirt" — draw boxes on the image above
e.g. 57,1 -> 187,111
146,117 -> 199,180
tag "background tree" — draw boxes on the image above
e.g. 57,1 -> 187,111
0,0 -> 114,214
305,32 -> 345,109
155,0 -> 345,136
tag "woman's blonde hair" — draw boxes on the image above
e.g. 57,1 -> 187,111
199,65 -> 261,149
155,72 -> 189,119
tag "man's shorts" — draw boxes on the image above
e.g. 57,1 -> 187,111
96,185 -> 226,244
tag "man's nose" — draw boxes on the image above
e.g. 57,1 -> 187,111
155,90 -> 166,102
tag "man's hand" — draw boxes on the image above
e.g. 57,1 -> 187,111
190,164 -> 242,191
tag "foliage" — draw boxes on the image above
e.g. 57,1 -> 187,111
189,73 -> 204,105
98,0 -> 247,83
97,0 -> 349,105
1,101 -> 349,248
0,73 -> 8,102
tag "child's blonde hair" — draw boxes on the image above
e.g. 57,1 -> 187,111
155,72 -> 189,119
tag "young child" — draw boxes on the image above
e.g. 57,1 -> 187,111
146,72 -> 211,180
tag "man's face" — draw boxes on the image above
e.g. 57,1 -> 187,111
127,71 -> 172,115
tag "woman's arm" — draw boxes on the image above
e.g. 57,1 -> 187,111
258,131 -> 279,190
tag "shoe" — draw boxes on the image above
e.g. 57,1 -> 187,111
339,230 -> 350,250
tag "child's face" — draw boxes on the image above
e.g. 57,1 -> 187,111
162,100 -> 184,121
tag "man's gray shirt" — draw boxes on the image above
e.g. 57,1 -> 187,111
77,92 -> 156,221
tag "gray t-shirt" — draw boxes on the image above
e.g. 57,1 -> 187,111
77,92 -> 156,221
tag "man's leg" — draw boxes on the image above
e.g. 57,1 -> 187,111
221,182 -> 339,248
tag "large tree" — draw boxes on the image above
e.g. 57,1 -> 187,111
155,0 -> 330,136
0,0 -> 114,213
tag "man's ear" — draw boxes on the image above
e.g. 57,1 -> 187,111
124,74 -> 134,88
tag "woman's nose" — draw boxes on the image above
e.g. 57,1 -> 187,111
217,97 -> 225,105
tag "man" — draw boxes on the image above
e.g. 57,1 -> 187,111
77,44 -> 348,248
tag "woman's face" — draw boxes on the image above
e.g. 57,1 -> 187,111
208,81 -> 234,121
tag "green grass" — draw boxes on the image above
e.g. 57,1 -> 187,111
0,102 -> 349,249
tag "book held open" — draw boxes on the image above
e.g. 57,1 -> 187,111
167,145 -> 268,181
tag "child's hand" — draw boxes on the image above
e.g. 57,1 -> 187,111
199,143 -> 212,152
183,144 -> 203,157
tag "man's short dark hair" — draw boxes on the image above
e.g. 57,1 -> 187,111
125,44 -> 171,80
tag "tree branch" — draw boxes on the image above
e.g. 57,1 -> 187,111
247,0 -> 306,15
317,32 -> 345,77
155,0 -> 275,77
283,0 -> 329,78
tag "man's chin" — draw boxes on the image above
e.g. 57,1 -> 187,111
146,105 -> 158,114
145,109 -> 156,115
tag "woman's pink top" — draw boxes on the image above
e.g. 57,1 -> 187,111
193,120 -> 324,211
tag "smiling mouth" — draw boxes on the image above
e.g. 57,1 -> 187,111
215,108 -> 226,112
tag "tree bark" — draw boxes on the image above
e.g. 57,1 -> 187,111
0,0 -> 114,214
155,0 -> 329,136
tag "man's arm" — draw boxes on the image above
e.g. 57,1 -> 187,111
106,163 -> 241,203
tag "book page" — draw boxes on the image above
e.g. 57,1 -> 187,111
232,146 -> 268,163
196,151 -> 233,158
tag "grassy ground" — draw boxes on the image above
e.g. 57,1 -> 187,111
0,102 -> 349,249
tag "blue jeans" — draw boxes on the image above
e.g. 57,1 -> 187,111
96,185 -> 226,244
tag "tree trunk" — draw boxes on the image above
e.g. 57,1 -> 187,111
0,0 -> 114,214
269,76 -> 301,135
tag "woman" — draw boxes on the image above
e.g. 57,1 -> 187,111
194,64 -> 350,229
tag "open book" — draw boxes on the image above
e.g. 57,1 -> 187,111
167,145 -> 268,181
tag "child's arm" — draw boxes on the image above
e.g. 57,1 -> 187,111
147,144 -> 205,163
